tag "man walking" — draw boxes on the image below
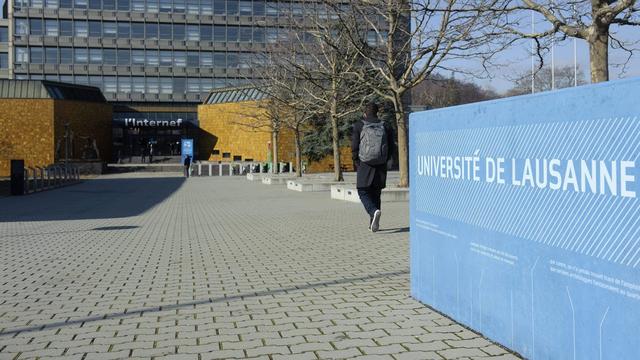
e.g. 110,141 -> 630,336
351,102 -> 395,232
183,154 -> 192,178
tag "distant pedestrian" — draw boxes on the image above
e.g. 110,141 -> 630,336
149,144 -> 154,163
183,155 -> 192,177
141,146 -> 147,163
351,102 -> 395,232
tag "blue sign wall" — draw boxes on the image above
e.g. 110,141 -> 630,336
181,139 -> 194,164
409,78 -> 640,359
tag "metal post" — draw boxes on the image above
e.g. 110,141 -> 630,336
228,163 -> 233,176
38,167 -> 44,190
289,162 -> 293,174
198,163 -> 202,176
24,168 -> 29,194
218,162 -> 223,176
208,163 -> 212,176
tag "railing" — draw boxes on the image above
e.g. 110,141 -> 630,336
188,161 -> 295,177
23,165 -> 81,194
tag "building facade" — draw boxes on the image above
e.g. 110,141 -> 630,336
1,0 -> 348,161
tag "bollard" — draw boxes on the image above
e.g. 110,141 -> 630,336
228,163 -> 233,176
289,162 -> 294,174
208,163 -> 212,176
38,167 -> 45,190
249,163 -> 254,174
198,163 -> 202,176
218,162 -> 223,176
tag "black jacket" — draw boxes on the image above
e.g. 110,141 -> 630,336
351,117 -> 395,189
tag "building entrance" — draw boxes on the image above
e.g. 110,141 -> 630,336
112,112 -> 198,163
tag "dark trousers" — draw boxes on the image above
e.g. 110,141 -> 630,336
184,165 -> 190,177
358,187 -> 382,219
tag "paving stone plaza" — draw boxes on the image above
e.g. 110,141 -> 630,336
0,174 -> 520,360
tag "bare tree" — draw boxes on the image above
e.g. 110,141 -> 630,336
490,0 -> 639,83
289,11 -> 368,181
331,0 -> 500,187
506,64 -> 588,95
412,73 -> 499,108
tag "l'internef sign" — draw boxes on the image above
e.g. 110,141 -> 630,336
409,78 -> 639,359
123,118 -> 184,128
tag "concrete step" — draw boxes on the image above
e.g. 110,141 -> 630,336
287,180 -> 355,192
261,175 -> 299,185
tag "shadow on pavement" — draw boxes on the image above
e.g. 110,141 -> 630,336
0,177 -> 185,222
379,227 -> 410,234
0,269 -> 409,337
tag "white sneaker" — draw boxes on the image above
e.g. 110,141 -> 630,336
371,210 -> 381,232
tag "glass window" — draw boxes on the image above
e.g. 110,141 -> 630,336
146,49 -> 159,65
159,0 -> 171,12
253,0 -> 265,15
213,52 -> 225,67
103,22 -> 117,37
227,53 -> 238,68
30,19 -> 43,36
132,77 -> 145,93
74,0 -> 88,8
74,48 -> 88,63
239,27 -> 251,42
118,22 -> 130,38
159,24 -> 171,39
200,52 -> 212,67
75,75 -> 89,84
200,25 -> 212,41
239,52 -> 251,68
173,51 -> 185,67
213,78 -> 225,88
15,19 -> 29,36
227,26 -> 238,42
132,49 -> 145,65
160,77 -> 172,94
104,77 -> 117,92
185,25 -> 198,41
89,48 -> 102,63
60,20 -> 73,36
118,77 -> 131,92
186,51 -> 198,67
173,0 -> 185,13
117,0 -> 130,11
186,0 -> 198,14
213,0 -> 224,15
239,0 -> 251,15
15,47 -> 29,63
159,50 -> 172,66
46,0 -> 59,9
102,0 -> 115,9
145,23 -> 158,39
60,48 -> 72,63
103,48 -> 116,64
131,0 -> 145,12
227,0 -> 238,15
146,77 -> 159,93
213,26 -> 225,42
187,78 -> 200,92
200,0 -> 211,14
146,0 -> 158,11
266,2 -> 277,16
75,21 -> 88,37
0,28 -> 8,42
173,77 -> 186,93
89,0 -> 101,9
173,24 -> 184,40
130,22 -> 144,38
117,49 -> 130,65
31,0 -> 43,8
44,20 -> 58,36
253,27 -> 264,43
89,76 -> 102,88
59,0 -> 72,8
30,47 -> 44,63
45,47 -> 58,64
0,54 -> 9,69
89,21 -> 101,37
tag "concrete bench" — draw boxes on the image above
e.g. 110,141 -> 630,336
261,175 -> 298,185
330,185 -> 409,203
287,180 -> 355,192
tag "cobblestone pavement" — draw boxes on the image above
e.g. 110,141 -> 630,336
0,173 -> 521,360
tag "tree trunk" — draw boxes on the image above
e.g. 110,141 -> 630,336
589,25 -> 609,83
294,128 -> 302,177
272,130 -> 279,174
394,96 -> 409,188
330,108 -> 343,182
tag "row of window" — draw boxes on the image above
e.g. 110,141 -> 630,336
14,0 -> 341,18
15,74 -> 251,93
15,18 -> 291,43
0,53 -> 8,69
0,27 -> 8,42
15,46 -> 261,67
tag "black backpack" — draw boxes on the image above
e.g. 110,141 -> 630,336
358,121 -> 388,165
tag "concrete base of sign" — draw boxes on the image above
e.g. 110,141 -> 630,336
287,180 -> 355,192
261,175 -> 298,185
246,173 -> 264,181
330,185 -> 409,203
